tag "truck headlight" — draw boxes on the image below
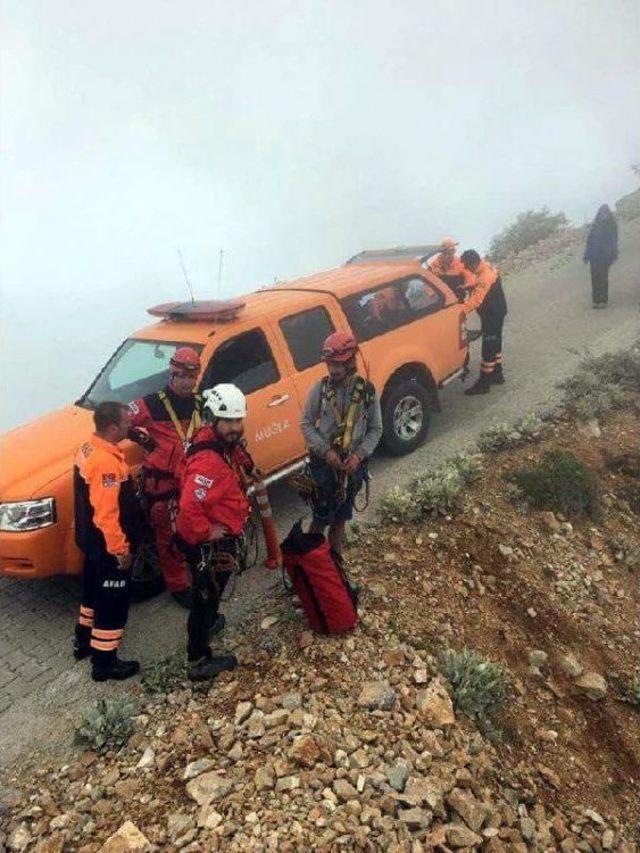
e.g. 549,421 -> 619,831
0,498 -> 56,532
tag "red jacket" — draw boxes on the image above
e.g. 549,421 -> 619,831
128,388 -> 202,488
176,425 -> 252,546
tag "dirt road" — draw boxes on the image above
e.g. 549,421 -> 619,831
1,218 -> 638,770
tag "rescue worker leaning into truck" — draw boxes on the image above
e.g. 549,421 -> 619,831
460,250 -> 508,396
175,384 -> 255,682
72,401 -> 145,682
301,331 -> 383,556
128,346 -> 203,608
429,238 -> 475,302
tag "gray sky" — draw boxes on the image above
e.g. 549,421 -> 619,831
1,0 -> 638,430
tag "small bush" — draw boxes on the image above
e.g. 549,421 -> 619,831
448,451 -> 483,483
489,207 -> 568,262
380,485 -> 423,524
380,453 -> 482,524
75,695 -> 139,752
561,348 -> 639,421
439,648 -> 509,737
507,450 -> 601,520
141,651 -> 185,694
478,413 -> 543,452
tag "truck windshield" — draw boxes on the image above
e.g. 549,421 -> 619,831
78,339 -> 203,408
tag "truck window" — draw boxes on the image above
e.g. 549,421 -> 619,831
279,306 -> 335,371
341,277 -> 443,342
401,276 -> 444,316
201,328 -> 280,394
80,339 -> 203,407
341,282 -> 410,341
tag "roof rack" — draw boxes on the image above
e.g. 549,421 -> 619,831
345,245 -> 442,265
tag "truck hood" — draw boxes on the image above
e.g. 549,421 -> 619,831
0,405 -> 94,500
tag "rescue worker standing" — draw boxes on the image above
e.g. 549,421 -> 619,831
429,238 -> 475,301
301,332 -> 383,555
460,250 -> 508,395
176,384 -> 253,682
73,402 -> 143,681
128,347 -> 202,607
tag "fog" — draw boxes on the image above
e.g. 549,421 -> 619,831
1,0 -> 638,431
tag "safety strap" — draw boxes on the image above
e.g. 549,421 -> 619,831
158,391 -> 202,447
320,375 -> 370,454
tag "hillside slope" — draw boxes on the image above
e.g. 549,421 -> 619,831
1,351 -> 638,852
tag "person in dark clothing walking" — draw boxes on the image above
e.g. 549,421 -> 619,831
583,204 -> 618,308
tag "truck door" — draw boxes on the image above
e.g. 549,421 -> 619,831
199,326 -> 305,475
270,298 -> 343,411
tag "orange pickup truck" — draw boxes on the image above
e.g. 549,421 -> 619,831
0,245 -> 469,579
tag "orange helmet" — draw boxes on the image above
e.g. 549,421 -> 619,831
440,237 -> 458,251
170,346 -> 201,375
322,331 -> 358,363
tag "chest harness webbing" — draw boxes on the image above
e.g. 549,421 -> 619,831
158,391 -> 202,450
320,374 -> 370,455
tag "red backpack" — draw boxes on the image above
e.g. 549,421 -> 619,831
281,522 -> 358,634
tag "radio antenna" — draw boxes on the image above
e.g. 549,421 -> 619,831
217,249 -> 224,297
177,249 -> 196,304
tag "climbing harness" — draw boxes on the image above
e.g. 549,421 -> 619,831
158,390 -> 202,450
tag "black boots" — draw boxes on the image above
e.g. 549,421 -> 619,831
92,657 -> 140,682
465,373 -> 491,395
188,650 -> 238,682
172,588 -> 194,609
73,625 -> 91,661
490,365 -> 505,385
209,613 -> 226,636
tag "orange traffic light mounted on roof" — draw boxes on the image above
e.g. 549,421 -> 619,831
147,299 -> 245,322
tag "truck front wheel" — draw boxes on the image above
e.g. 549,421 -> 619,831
381,379 -> 432,456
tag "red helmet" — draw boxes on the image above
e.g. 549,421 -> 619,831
322,331 -> 358,363
170,346 -> 201,375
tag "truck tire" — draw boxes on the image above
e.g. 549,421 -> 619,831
130,533 -> 165,602
381,378 -> 431,456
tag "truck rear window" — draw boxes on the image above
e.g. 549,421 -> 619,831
341,277 -> 443,342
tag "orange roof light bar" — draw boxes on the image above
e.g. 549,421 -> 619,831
147,298 -> 246,322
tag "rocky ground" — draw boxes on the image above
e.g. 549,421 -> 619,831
1,361 -> 638,851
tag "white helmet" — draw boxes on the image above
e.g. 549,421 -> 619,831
202,384 -> 247,420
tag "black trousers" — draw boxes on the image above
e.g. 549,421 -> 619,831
77,551 -> 131,667
480,311 -> 506,375
590,260 -> 610,304
185,539 -> 237,662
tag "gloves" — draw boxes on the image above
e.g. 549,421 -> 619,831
128,427 -> 156,451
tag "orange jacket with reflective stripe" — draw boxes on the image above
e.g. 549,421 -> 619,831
74,435 -> 140,557
463,260 -> 500,315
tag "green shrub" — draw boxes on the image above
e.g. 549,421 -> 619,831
561,347 -> 639,420
75,695 -> 139,752
448,452 -> 483,483
488,208 -> 568,262
380,453 -> 483,524
439,648 -> 509,737
141,651 -> 185,694
507,450 -> 601,520
380,485 -> 423,523
478,413 -> 543,452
